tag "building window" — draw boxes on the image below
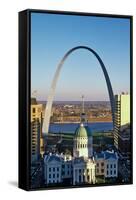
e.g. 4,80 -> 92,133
79,175 -> 81,182
62,171 -> 64,175
49,168 -> 51,172
32,108 -> 36,113
110,171 -> 112,175
110,164 -> 112,168
107,170 -> 109,175
101,162 -> 104,167
87,175 -> 90,181
114,164 -> 116,168
114,170 -> 116,175
49,174 -> 51,178
57,174 -> 59,178
79,169 -> 81,173
101,169 -> 104,173
57,167 -> 59,171
97,169 -> 99,173
107,164 -> 109,169
97,163 -> 99,167
53,167 -> 55,172
53,174 -> 55,178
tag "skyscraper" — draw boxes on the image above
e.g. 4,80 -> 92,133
31,98 -> 44,163
114,93 -> 130,150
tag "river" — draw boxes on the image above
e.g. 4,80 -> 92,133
49,122 -> 113,133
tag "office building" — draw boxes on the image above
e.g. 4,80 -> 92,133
114,93 -> 130,149
31,98 -> 44,163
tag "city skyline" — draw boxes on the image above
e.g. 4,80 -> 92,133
30,12 -> 131,189
31,13 -> 130,101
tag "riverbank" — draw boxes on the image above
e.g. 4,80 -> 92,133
52,120 -> 112,124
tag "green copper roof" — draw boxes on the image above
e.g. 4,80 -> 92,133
75,123 -> 92,138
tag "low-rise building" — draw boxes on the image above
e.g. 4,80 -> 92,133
44,153 -> 96,185
44,154 -> 62,184
95,151 -> 118,178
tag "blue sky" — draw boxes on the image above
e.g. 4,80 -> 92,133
31,12 -> 130,101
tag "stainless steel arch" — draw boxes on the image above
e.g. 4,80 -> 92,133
42,46 -> 115,134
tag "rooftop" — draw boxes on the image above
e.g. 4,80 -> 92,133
95,151 -> 118,160
31,98 -> 37,105
75,123 -> 92,138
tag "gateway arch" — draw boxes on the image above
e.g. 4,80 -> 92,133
42,46 -> 115,134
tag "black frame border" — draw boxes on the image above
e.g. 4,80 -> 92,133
19,9 -> 133,191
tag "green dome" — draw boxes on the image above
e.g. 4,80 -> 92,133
75,123 -> 92,138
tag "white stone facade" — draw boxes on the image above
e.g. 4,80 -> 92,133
73,136 -> 88,158
44,154 -> 96,185
73,157 -> 96,185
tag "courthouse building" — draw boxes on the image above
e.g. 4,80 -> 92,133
44,122 -> 118,185
44,96 -> 118,185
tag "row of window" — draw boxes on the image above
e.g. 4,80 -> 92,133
48,179 -> 60,183
48,167 -> 60,172
96,169 -> 117,175
96,163 -> 116,169
76,144 -> 88,148
48,173 -> 60,179
97,169 -> 104,173
48,166 -> 72,176
32,107 -> 42,113
75,168 -> 92,174
107,164 -> 116,169
96,162 -> 104,167
107,170 -> 116,175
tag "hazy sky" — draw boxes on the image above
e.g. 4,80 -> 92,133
31,12 -> 130,101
